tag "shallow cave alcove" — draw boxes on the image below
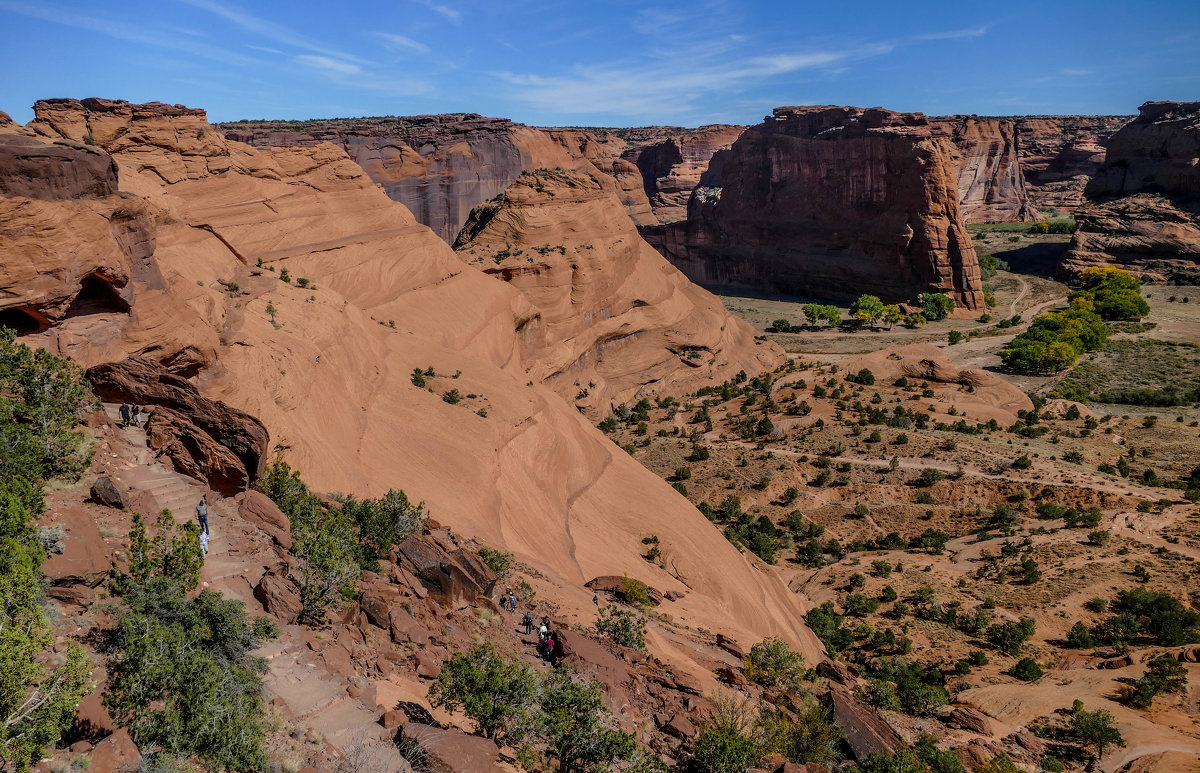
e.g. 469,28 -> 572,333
0,307 -> 44,336
64,274 -> 130,319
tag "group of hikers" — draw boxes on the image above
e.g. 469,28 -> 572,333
502,589 -> 566,667
117,403 -> 147,429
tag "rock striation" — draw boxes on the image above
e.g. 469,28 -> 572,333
1013,115 -> 1131,211
643,106 -> 985,310
3,97 -> 814,658
931,116 -> 1032,223
1060,101 -> 1200,280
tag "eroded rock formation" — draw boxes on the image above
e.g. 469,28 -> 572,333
4,97 -> 814,659
1013,115 -> 1131,211
932,116 -> 1032,223
1060,101 -> 1200,280
644,106 -> 985,310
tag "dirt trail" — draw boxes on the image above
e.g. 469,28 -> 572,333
1111,506 -> 1200,561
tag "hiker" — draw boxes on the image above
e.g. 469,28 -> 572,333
119,403 -> 131,427
134,407 -> 147,428
196,496 -> 209,535
548,632 -> 564,667
508,589 -> 516,613
199,531 -> 209,559
522,611 -> 533,636
539,617 -> 549,638
592,593 -> 599,606
537,633 -> 550,660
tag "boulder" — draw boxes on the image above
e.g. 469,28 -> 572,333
829,685 -> 904,761
396,722 -> 500,773
585,575 -> 665,604
662,713 -> 697,740
816,659 -> 859,686
87,728 -> 140,773
715,632 -> 746,659
72,693 -> 116,740
389,605 -> 434,645
236,490 -> 292,548
396,535 -> 497,606
378,708 -> 409,731
949,705 -> 1001,735
718,666 -> 748,686
40,507 -> 112,587
413,651 -> 441,679
86,357 -> 269,494
253,567 -> 302,624
0,133 -> 118,201
88,476 -> 128,509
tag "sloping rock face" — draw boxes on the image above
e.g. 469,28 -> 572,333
931,116 -> 1032,223
5,97 -> 814,658
222,114 -> 530,244
644,106 -> 985,310
607,125 -> 745,223
1013,115 -> 1131,211
452,129 -> 782,414
1059,101 -> 1200,280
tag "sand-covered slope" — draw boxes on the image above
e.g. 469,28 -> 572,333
4,97 -> 814,655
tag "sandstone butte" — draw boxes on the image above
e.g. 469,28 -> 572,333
0,98 -> 819,662
930,116 -> 1033,223
642,105 -> 987,312
1060,100 -> 1200,281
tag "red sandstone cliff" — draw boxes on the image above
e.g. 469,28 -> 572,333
1060,101 -> 1200,280
1013,115 -> 1131,212
931,116 -> 1032,223
2,97 -> 812,656
643,106 -> 985,311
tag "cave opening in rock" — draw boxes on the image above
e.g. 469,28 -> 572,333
0,307 -> 43,336
65,274 -> 130,319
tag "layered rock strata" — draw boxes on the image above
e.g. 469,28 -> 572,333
1013,115 -> 1131,211
1060,101 -> 1200,280
644,106 -> 985,310
931,116 -> 1032,223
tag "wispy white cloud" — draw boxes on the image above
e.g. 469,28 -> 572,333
912,26 -> 987,41
247,44 -> 284,55
496,42 -> 893,119
295,54 -> 362,76
178,0 -> 369,65
0,0 -> 259,66
376,32 -> 431,54
1060,68 -> 1094,77
412,0 -> 461,24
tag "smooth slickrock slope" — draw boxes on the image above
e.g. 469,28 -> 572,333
3,97 -> 817,659
644,106 -> 986,311
932,116 -> 1033,223
453,128 -> 782,415
1060,101 -> 1200,280
1013,115 -> 1131,211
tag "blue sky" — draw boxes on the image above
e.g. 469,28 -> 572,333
1,0 -> 1197,126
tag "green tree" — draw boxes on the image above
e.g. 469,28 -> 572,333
922,293 -> 955,321
537,669 -> 635,773
428,643 -> 537,742
757,698 -> 841,765
595,605 -> 647,650
744,637 -> 804,688
851,295 -> 886,326
771,319 -> 791,332
338,489 -> 426,566
1070,703 -> 1125,760
693,696 -> 760,773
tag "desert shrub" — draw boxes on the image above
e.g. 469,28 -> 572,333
428,643 -> 536,741
1008,658 -> 1043,682
744,637 -> 804,687
758,697 -> 841,766
595,605 -> 647,649
477,546 -> 513,581
692,697 -> 760,773
1092,588 -> 1200,646
1118,655 -> 1188,709
923,293 -> 955,321
126,510 -> 203,590
616,575 -> 655,606
771,319 -> 791,332
537,669 -> 638,772
1069,703 -> 1125,759
105,579 -> 277,772
986,618 -> 1036,655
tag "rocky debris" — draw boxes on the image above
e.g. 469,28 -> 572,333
829,685 -> 904,761
389,605 -> 435,645
644,105 -> 984,310
949,705 -> 1002,735
1014,115 -> 1132,211
396,722 -> 500,772
396,533 -> 497,607
235,490 -> 292,549
89,475 -> 128,509
87,357 -> 269,493
715,633 -> 747,660
659,712 -> 698,739
1061,101 -> 1200,280
0,133 -> 117,201
86,728 -> 141,773
816,659 -> 859,686
718,666 -> 748,686
254,566 -> 303,624
932,116 -> 1032,223
754,758 -> 832,773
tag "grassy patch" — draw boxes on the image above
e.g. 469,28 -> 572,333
1051,339 -> 1200,405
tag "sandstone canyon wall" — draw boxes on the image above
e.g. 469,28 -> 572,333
2,98 -> 814,657
1059,101 -> 1200,280
643,106 -> 985,311
1012,115 -> 1131,212
931,116 -> 1032,223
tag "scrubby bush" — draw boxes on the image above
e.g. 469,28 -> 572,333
595,605 -> 647,649
744,637 -> 805,688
